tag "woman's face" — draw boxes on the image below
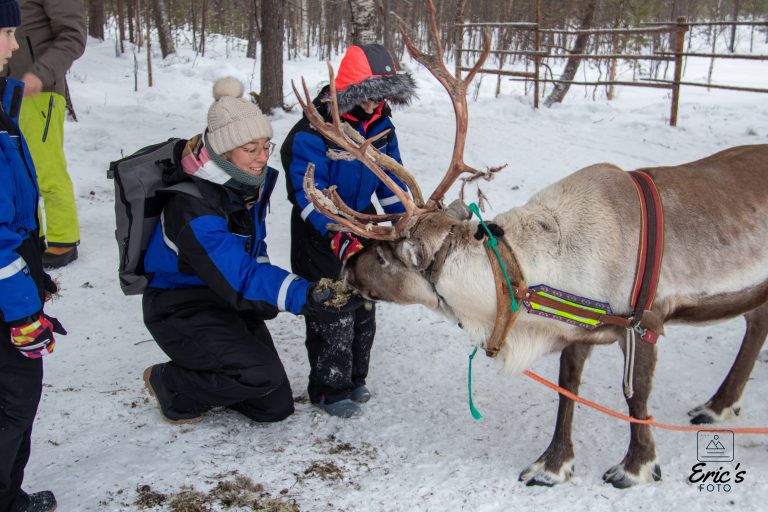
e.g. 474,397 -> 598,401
0,28 -> 19,70
224,138 -> 274,176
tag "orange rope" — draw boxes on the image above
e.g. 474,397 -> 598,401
523,370 -> 768,434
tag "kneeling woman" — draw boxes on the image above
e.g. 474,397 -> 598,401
141,78 -> 357,424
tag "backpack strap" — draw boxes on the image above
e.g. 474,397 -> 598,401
158,181 -> 204,199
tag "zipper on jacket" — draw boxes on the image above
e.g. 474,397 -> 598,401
42,95 -> 53,142
26,36 -> 36,63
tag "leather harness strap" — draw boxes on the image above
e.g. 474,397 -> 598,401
483,241 -> 525,357
627,170 -> 665,344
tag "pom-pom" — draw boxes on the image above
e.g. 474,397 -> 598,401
213,77 -> 244,100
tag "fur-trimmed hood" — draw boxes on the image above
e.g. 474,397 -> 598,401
334,44 -> 417,113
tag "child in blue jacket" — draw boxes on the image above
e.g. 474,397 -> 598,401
280,44 -> 417,417
0,2 -> 64,510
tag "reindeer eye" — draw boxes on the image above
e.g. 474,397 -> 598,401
375,246 -> 389,267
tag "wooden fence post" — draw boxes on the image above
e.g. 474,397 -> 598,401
670,16 -> 687,126
533,0 -> 541,108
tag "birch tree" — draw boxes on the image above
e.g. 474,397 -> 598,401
348,0 -> 377,45
544,0 -> 598,107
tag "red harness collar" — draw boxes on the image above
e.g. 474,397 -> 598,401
627,170 -> 665,344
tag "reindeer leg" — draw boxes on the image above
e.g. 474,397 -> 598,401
688,301 -> 768,424
519,343 -> 593,486
603,338 -> 661,488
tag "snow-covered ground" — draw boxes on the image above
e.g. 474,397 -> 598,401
26,30 -> 768,511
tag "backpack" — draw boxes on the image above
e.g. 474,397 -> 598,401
108,138 -> 202,295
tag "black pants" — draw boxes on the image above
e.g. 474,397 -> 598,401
290,207 -> 377,403
143,288 -> 294,422
0,328 -> 43,512
304,305 -> 375,403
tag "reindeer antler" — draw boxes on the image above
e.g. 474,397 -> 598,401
394,0 -> 492,209
292,64 -> 428,240
292,0 -> 495,239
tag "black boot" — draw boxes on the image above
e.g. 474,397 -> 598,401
13,490 -> 57,512
41,246 -> 78,269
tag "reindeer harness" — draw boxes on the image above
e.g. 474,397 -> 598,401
479,171 -> 665,368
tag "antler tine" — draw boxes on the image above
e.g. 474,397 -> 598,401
341,124 -> 425,206
395,0 -> 493,209
302,164 -> 403,240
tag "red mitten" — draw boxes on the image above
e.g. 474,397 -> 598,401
9,313 -> 66,359
329,232 -> 364,263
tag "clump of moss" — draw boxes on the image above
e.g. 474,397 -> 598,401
135,484 -> 166,509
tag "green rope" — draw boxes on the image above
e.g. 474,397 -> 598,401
468,203 -> 519,312
465,203 -> 523,420
468,346 -> 483,420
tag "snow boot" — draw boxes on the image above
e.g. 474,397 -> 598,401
42,246 -> 78,269
351,385 -> 371,403
13,490 -> 57,512
143,365 -> 203,425
316,398 -> 361,418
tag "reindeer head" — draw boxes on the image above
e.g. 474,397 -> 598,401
343,201 -> 474,318
292,0 -> 498,312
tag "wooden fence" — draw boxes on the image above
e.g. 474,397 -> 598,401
456,14 -> 768,126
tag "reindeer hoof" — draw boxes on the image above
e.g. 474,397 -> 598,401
519,459 -> 574,487
688,402 -> 741,424
603,462 -> 661,488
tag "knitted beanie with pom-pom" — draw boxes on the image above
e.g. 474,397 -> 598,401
206,76 -> 273,155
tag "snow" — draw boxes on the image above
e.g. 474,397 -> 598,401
27,31 -> 768,511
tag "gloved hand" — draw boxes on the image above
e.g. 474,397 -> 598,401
43,272 -> 58,302
474,222 -> 505,240
301,282 -> 366,316
329,231 -> 364,263
9,313 -> 66,359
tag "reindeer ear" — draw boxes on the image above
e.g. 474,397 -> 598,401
445,199 -> 472,221
398,239 -> 429,270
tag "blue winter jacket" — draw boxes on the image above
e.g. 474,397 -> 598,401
143,163 -> 310,316
280,94 -> 408,236
0,78 -> 46,324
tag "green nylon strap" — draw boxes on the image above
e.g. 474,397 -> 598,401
468,346 -> 483,420
468,203 -> 519,312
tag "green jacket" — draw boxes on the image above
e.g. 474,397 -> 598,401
4,0 -> 86,97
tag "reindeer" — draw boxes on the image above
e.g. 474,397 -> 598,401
292,1 -> 768,488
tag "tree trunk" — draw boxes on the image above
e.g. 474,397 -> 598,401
151,0 -> 175,58
348,0 -> 377,45
729,0 -> 742,52
378,0 -> 392,52
199,0 -> 208,56
453,0 -> 467,78
259,0 -> 284,115
116,0 -> 126,53
246,0 -> 260,59
87,0 -> 105,40
544,0 -> 598,107
127,0 -> 135,44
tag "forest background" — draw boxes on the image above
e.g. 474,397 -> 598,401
79,0 -> 768,114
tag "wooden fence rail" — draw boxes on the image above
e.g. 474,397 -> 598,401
457,12 -> 768,126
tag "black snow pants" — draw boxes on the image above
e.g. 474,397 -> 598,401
0,328 -> 43,512
142,287 -> 294,422
290,206 -> 376,404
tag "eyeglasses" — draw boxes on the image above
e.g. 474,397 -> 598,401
244,141 -> 276,156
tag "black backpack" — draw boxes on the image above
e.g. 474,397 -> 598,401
108,138 -> 202,295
